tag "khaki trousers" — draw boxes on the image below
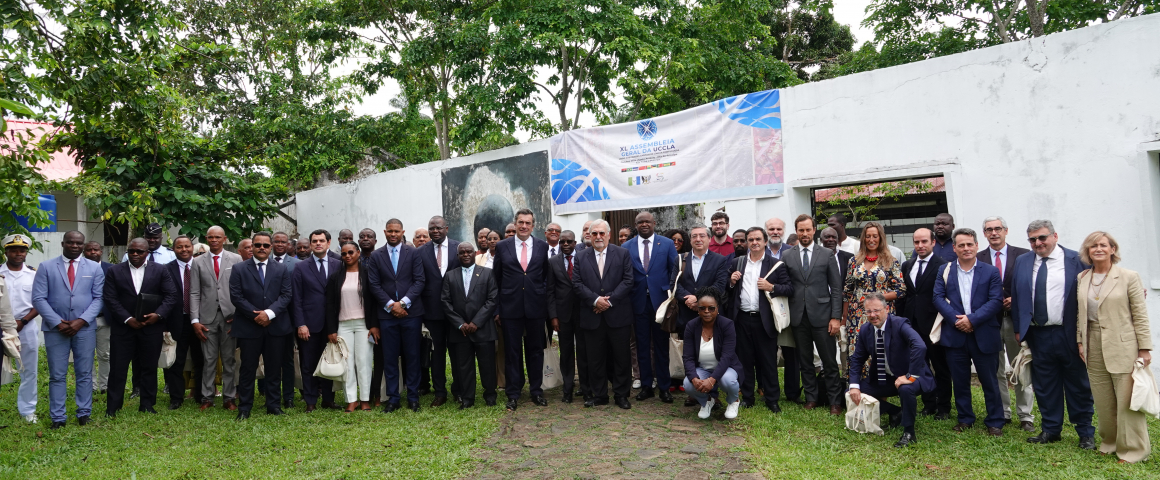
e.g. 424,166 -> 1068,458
1087,322 -> 1151,463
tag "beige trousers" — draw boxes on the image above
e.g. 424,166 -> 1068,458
1087,323 -> 1151,463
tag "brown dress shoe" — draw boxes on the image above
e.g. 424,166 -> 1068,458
320,401 -> 341,410
987,427 -> 1003,437
430,397 -> 448,408
830,405 -> 843,415
952,423 -> 973,432
305,404 -> 317,413
1021,421 -> 1035,432
803,401 -> 818,410
224,400 -> 237,411
199,401 -> 213,411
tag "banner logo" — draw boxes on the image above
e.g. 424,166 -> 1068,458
636,119 -> 658,141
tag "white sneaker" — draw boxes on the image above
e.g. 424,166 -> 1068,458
724,400 -> 740,419
633,379 -> 642,389
23,413 -> 37,424
698,398 -> 715,419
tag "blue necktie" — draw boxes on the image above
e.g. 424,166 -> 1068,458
876,328 -> 888,384
1033,257 -> 1049,326
258,262 -> 265,284
316,258 -> 326,282
391,247 -> 399,273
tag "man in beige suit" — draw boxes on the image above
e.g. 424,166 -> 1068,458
190,226 -> 243,411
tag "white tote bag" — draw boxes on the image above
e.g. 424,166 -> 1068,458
929,264 -> 952,344
542,337 -> 563,389
158,332 -> 177,368
1007,342 -> 1033,387
761,261 -> 791,332
844,391 -> 883,435
1130,358 -> 1160,418
668,334 -> 685,379
314,337 -> 349,382
656,255 -> 684,325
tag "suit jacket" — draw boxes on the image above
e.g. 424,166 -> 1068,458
292,255 -> 343,332
1011,246 -> 1088,346
900,254 -> 948,332
322,267 -> 377,336
977,244 -> 1030,300
783,244 -> 843,327
189,250 -> 242,325
766,242 -> 793,260
624,234 -> 679,313
441,265 -> 499,343
849,314 -> 935,391
547,252 -> 579,324
417,239 -> 460,323
932,261 -> 1003,353
672,251 -> 730,330
272,254 -> 300,271
1077,266 -> 1152,374
367,243 -> 426,320
32,255 -> 104,331
571,245 -> 634,330
103,261 -> 180,334
726,253 -> 793,338
835,250 -> 854,281
165,260 -> 192,320
228,258 -> 293,338
682,315 -> 744,385
492,236 -> 553,319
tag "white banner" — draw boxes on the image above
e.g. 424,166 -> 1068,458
549,89 -> 785,214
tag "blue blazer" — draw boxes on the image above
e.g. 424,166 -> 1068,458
32,255 -> 105,331
1010,246 -> 1088,345
672,251 -> 730,329
291,256 -> 342,332
104,261 -> 180,334
849,314 -> 935,391
274,254 -> 300,271
416,239 -> 460,323
624,234 -> 678,314
932,261 -> 1003,354
571,245 -> 635,330
492,236 -> 552,319
367,243 -> 426,320
682,315 -> 744,385
228,258 -> 294,338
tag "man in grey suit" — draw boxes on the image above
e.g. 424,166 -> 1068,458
442,242 -> 499,408
190,226 -> 243,411
784,215 -> 844,415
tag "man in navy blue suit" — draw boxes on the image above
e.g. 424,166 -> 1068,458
572,220 -> 635,409
416,215 -> 459,406
368,219 -> 427,413
672,226 -> 730,333
492,208 -> 554,411
292,229 -> 343,412
624,211 -> 678,403
932,228 -> 1006,436
848,292 -> 935,448
1011,219 -> 1095,449
229,232 -> 294,419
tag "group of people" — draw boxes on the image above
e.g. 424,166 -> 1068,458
0,209 -> 1151,463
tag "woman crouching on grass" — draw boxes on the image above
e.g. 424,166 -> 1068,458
682,286 -> 743,420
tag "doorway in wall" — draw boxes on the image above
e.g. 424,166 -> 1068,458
811,176 -> 948,258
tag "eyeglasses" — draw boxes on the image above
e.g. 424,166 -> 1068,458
865,308 -> 885,316
1027,235 -> 1051,244
545,228 -> 561,233
591,232 -> 608,237
697,305 -> 717,312
252,243 -> 272,249
127,249 -> 148,255
983,227 -> 1005,233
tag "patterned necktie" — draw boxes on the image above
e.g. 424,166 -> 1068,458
1033,257 -> 1049,326
67,259 -> 76,289
802,248 -> 810,271
642,239 -> 650,272
876,328 -> 888,384
995,251 -> 1003,281
436,242 -> 442,270
183,263 -> 191,314
520,241 -> 529,272
566,255 -> 573,279
550,246 -> 556,257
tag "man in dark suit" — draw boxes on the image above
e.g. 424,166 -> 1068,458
847,292 -> 935,448
978,216 -> 1035,431
901,228 -> 951,419
784,215 -> 844,414
162,236 -> 204,409
292,229 -> 343,412
367,219 -> 427,413
229,232 -> 294,419
102,237 -> 179,417
572,220 -> 634,409
442,243 -> 499,408
269,231 -> 299,408
356,227 -> 383,405
624,211 -> 678,403
727,227 -> 794,412
492,208 -> 554,411
1011,219 -> 1095,449
820,227 -> 854,281
933,228 -> 1005,436
416,216 -> 459,406
83,241 -> 115,396
548,230 -> 585,403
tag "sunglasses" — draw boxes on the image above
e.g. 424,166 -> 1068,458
697,305 -> 717,312
252,243 -> 272,249
1027,235 -> 1052,244
127,249 -> 148,255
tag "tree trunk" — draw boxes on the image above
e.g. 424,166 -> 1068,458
1024,0 -> 1047,37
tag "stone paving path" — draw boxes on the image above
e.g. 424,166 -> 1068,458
467,393 -> 765,480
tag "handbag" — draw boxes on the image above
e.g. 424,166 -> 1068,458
1007,341 -> 1033,387
655,254 -> 685,333
668,334 -> 685,379
158,332 -> 177,369
762,261 -> 790,332
929,263 -> 952,344
844,391 -> 883,435
1130,358 -> 1160,418
542,335 -> 563,389
314,337 -> 348,382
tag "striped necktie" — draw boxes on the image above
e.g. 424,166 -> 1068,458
876,328 -> 888,384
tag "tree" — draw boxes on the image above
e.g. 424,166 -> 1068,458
763,0 -> 857,81
814,179 -> 934,227
0,99 -> 53,244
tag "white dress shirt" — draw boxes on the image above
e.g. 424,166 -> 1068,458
433,240 -> 449,276
909,252 -> 933,286
0,264 -> 36,319
987,244 -> 1008,281
514,236 -> 535,261
124,262 -> 147,323
637,233 -> 654,268
740,252 -> 765,313
462,264 -> 475,296
175,258 -> 191,293
955,260 -> 976,315
1030,246 -> 1065,326
484,252 -> 495,268
689,250 -> 706,281
592,249 -> 612,307
312,254 -> 329,277
254,260 -> 276,320
548,243 -> 559,258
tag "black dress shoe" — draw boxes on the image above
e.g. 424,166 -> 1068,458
77,415 -> 91,426
283,399 -> 294,409
1026,431 -> 1062,444
684,396 -> 697,407
740,399 -> 755,408
383,403 -> 400,413
1021,421 -> 1036,432
584,399 -> 596,408
417,387 -> 432,396
1003,418 -> 1013,425
169,401 -> 183,410
615,396 -> 632,409
952,422 -> 973,432
766,402 -> 781,413
459,401 -> 474,410
266,408 -> 285,416
919,407 -> 936,416
51,421 -> 66,429
505,399 -> 518,411
485,399 -> 497,407
933,412 -> 950,421
1078,436 -> 1097,450
408,401 -> 421,412
139,407 -> 158,414
561,392 -> 573,404
659,390 -> 674,403
320,401 -> 342,410
531,395 -> 548,406
888,414 -> 902,430
130,388 -> 141,399
635,388 -> 655,401
894,432 -> 918,448
593,397 -> 610,406
236,411 -> 251,420
105,411 -> 117,419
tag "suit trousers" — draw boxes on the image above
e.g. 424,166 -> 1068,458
582,321 -> 632,401
1086,322 -> 1150,463
93,318 -> 111,391
164,315 -> 204,405
422,319 -> 450,398
735,312 -> 780,405
371,337 -> 384,400
1027,325 -> 1095,437
502,317 -> 547,400
633,307 -> 671,390
298,332 -> 335,406
860,379 -> 926,429
381,316 -> 423,405
946,337 -> 1005,428
17,318 -> 40,416
781,345 -> 801,401
107,326 -> 164,414
558,320 -> 588,397
794,324 -> 841,406
236,334 -> 286,413
920,327 -> 953,414
200,312 -> 237,402
44,328 -> 96,423
281,335 -> 296,400
996,315 -> 1035,422
450,340 -> 497,404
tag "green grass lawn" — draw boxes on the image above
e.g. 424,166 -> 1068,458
0,349 -> 503,479
736,371 -> 1160,479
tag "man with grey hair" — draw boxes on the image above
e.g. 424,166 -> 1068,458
545,223 -> 562,257
572,219 -> 634,408
977,216 -> 1034,431
1011,219 -> 1095,449
764,217 -> 791,260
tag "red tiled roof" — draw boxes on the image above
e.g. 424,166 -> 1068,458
2,119 -> 82,181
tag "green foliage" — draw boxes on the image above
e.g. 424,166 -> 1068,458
814,179 -> 933,227
0,105 -> 52,245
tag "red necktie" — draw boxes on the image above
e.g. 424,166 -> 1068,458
566,255 -> 573,279
67,259 -> 76,289
520,242 -> 529,272
213,255 -> 220,278
995,251 -> 1003,281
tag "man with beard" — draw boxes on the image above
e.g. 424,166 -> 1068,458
932,213 -> 957,263
708,212 -> 734,257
